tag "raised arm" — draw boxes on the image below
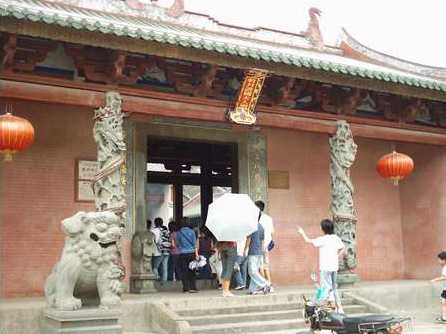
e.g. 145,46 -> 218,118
431,276 -> 446,283
298,227 -> 314,244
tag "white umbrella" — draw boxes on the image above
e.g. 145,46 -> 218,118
205,193 -> 260,241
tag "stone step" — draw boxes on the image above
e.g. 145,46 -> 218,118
154,279 -> 216,292
175,297 -> 355,316
176,302 -> 302,316
190,318 -> 306,334
184,309 -> 302,326
183,304 -> 367,326
167,291 -> 339,311
256,331 -> 309,334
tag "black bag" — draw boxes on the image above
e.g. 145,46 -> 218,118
267,240 -> 275,251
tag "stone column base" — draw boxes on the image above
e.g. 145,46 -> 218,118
337,272 -> 360,287
130,274 -> 157,293
43,308 -> 122,334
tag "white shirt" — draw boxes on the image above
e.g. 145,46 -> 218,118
151,227 -> 161,256
442,266 -> 446,290
259,213 -> 274,252
312,234 -> 345,272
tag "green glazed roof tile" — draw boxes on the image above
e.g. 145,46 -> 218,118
1,0 -> 446,93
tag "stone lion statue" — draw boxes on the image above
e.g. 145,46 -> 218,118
45,211 -> 125,311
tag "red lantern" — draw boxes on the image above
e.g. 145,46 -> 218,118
0,112 -> 35,161
376,151 -> 414,186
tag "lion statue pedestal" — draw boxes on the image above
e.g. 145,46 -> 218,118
43,308 -> 122,334
43,211 -> 125,334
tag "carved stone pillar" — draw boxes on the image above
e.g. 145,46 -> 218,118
43,91 -> 127,333
329,120 -> 359,285
93,91 -> 127,216
247,132 -> 268,205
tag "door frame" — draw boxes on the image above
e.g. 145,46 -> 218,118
125,118 -> 268,236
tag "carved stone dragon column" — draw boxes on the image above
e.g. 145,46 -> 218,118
92,90 -> 127,289
329,120 -> 359,285
93,91 -> 127,216
43,91 -> 127,333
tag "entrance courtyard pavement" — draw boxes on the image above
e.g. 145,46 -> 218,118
121,282 -> 444,334
1,281 -> 443,334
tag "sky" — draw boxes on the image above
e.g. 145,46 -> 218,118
157,0 -> 445,68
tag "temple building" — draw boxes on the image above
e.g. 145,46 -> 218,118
1,0 -> 446,301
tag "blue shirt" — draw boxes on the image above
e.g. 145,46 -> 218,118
175,227 -> 197,254
248,223 -> 264,256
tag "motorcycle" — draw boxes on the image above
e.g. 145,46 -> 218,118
302,273 -> 411,334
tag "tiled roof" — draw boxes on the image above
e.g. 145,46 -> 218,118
339,29 -> 446,82
1,0 -> 446,93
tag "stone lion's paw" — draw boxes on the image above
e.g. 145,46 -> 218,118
100,295 -> 121,309
109,280 -> 123,295
57,297 -> 82,311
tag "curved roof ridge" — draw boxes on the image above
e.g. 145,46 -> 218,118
339,28 -> 446,81
17,0 -> 336,52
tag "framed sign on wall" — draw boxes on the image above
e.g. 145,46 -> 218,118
268,170 -> 290,189
75,159 -> 99,202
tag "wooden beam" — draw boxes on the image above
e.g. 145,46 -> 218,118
1,77 -> 446,145
1,17 -> 446,102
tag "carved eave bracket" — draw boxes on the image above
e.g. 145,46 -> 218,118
263,77 -> 305,107
372,93 -> 430,124
0,33 -> 57,74
192,64 -> 219,97
65,44 -> 153,85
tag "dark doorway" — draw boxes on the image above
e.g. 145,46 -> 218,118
146,137 -> 238,228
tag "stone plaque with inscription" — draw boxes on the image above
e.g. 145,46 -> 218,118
76,160 -> 99,202
268,171 -> 290,189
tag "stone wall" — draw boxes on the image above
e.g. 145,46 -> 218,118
265,128 -> 405,285
1,103 -> 442,297
399,143 -> 446,279
0,101 -> 131,297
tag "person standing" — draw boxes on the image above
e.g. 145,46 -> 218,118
168,221 -> 181,281
149,219 -> 162,279
256,200 -> 275,289
233,238 -> 248,290
176,219 -> 199,293
152,217 -> 170,282
298,219 -> 345,313
216,241 -> 238,297
209,240 -> 223,289
245,220 -> 271,295
431,251 -> 446,322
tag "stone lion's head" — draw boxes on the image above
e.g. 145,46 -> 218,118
62,211 -> 122,242
61,211 -> 124,267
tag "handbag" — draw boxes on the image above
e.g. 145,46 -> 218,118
267,240 -> 275,252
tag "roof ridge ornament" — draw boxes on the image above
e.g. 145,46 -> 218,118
302,7 -> 325,51
124,0 -> 184,18
166,0 -> 184,18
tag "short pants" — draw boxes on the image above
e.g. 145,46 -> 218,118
220,246 -> 237,280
